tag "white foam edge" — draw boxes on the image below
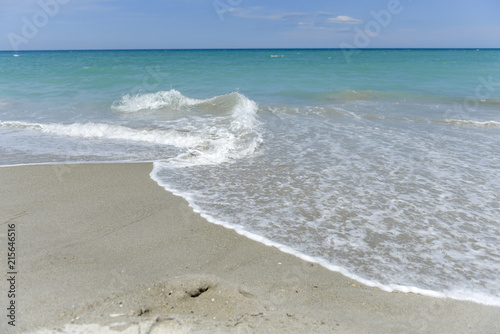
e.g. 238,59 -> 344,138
0,159 -> 156,168
441,119 -> 500,128
151,160 -> 500,308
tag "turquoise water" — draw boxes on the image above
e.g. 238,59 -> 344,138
1,49 -> 499,306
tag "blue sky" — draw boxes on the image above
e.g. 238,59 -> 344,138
1,0 -> 499,50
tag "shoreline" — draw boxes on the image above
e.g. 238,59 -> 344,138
151,162 -> 497,307
1,162 -> 499,333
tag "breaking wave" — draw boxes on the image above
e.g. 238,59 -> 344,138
0,90 -> 263,166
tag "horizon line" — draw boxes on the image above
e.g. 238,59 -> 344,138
2,47 -> 500,52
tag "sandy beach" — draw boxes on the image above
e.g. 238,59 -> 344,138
0,162 -> 499,333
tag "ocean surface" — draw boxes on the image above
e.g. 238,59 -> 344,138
1,49 -> 499,306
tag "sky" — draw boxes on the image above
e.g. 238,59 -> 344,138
1,0 -> 499,50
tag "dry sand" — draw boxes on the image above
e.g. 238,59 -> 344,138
0,163 -> 499,333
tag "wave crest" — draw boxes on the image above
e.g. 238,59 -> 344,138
0,121 -> 200,148
112,89 -> 203,113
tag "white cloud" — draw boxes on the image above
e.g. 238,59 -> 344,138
226,7 -> 364,31
327,15 -> 363,25
228,8 -> 363,25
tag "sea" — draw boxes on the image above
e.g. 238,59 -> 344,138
1,49 -> 499,306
